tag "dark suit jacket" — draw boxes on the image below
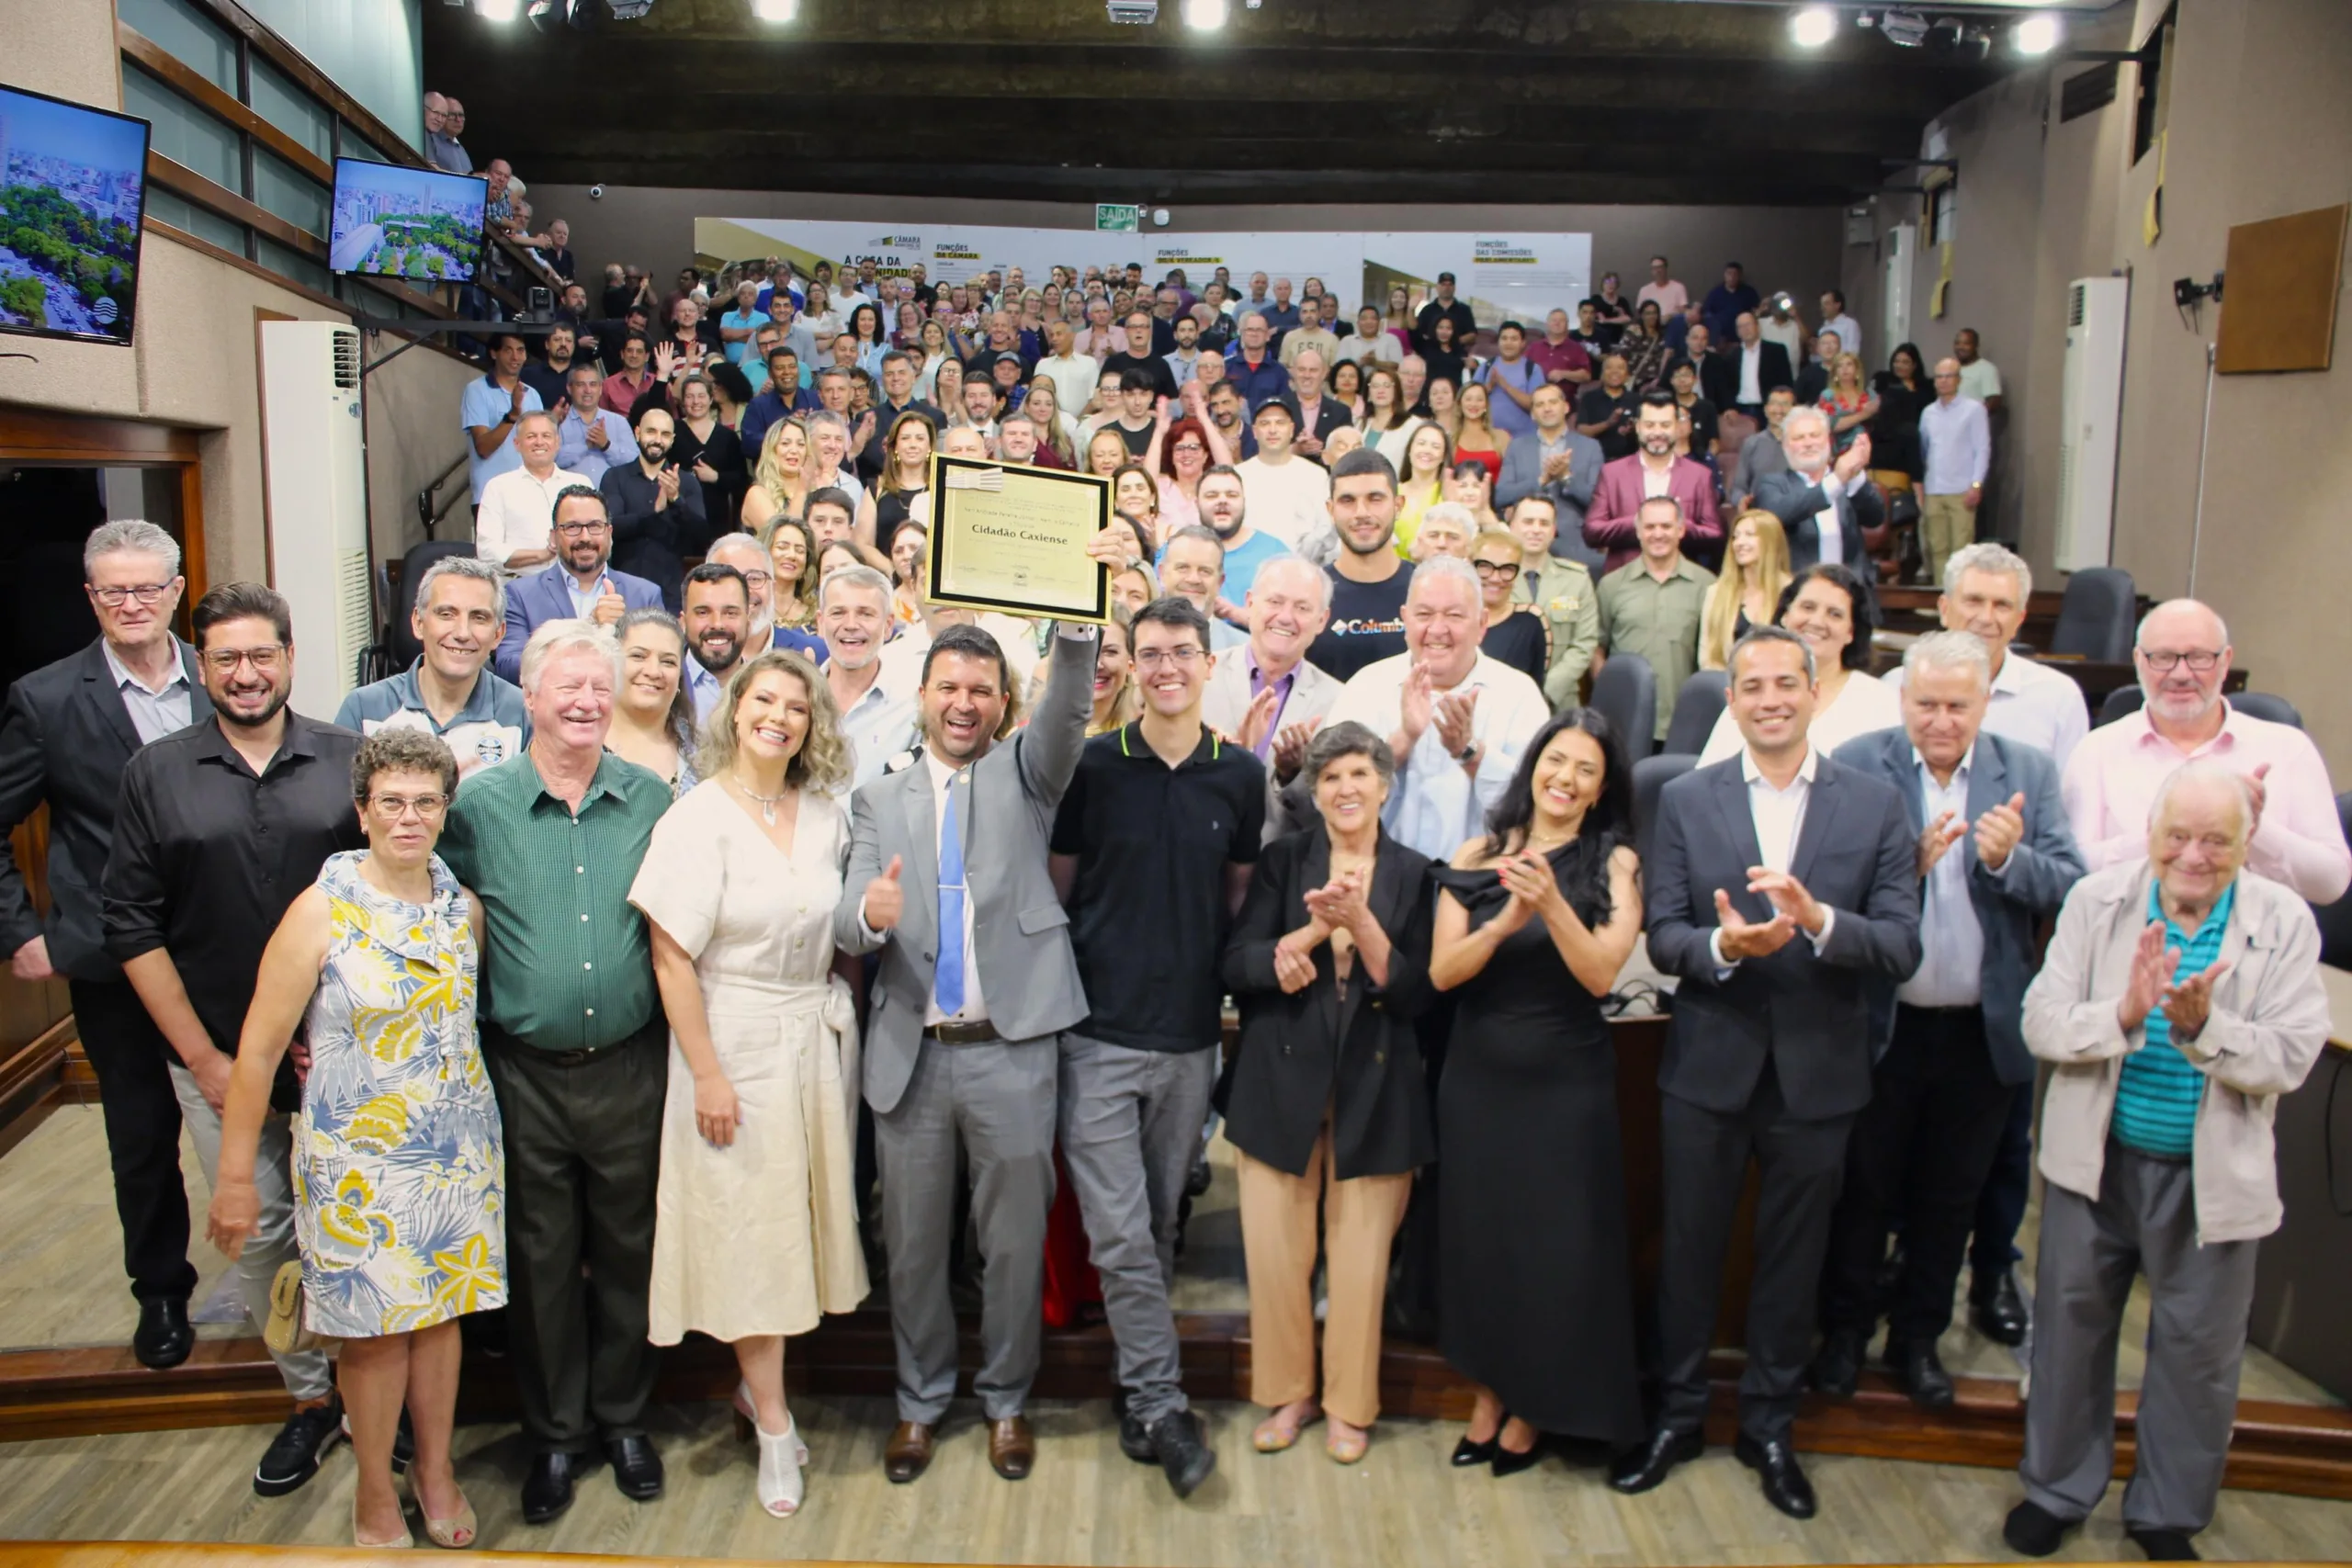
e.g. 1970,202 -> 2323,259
0,639 -> 213,981
1278,394 -> 1352,454
1792,362 -> 1829,407
1644,753 -> 1923,1121
1831,728 -> 2085,1086
1701,341 -> 1794,412
599,462 -> 707,610
1219,825 -> 1437,1179
1751,467 -> 1887,572
494,562 -> 666,682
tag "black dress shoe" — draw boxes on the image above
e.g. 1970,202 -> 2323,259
1972,1269 -> 2030,1347
1491,1430 -> 1545,1478
1808,1326 -> 1865,1400
2003,1499 -> 2070,1557
2127,1526 -> 2201,1561
253,1395 -> 345,1497
1607,1427 -> 1703,1495
605,1433 -> 663,1500
1734,1433 -> 1817,1520
1451,1411 -> 1509,1467
1884,1338 -> 1956,1410
1118,1407 -> 1158,1464
1147,1409 -> 1216,1499
133,1297 -> 193,1371
522,1450 -> 596,1526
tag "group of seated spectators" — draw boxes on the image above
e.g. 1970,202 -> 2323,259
1,245 -> 2330,1560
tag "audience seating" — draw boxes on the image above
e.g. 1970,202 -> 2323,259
2046,566 -> 2136,662
1662,670 -> 1729,757
1632,751 -> 1699,871
1590,652 -> 1658,764
379,540 -> 477,675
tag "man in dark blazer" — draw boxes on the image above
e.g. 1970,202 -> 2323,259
0,521 -> 209,1369
599,402 -> 706,610
1752,408 -> 1884,572
494,486 -> 665,682
1815,633 -> 2082,1409
1619,625 -> 1921,1521
1699,312 -> 1794,422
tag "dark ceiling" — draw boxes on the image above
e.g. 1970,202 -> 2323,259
424,0 -> 2126,207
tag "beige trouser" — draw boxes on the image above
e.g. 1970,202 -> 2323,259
1235,1123 -> 1412,1428
1921,492 -> 1975,582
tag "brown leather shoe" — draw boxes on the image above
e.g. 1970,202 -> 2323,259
884,1420 -> 935,1483
987,1415 -> 1035,1481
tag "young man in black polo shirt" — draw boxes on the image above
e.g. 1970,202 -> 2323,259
1049,596 -> 1263,1499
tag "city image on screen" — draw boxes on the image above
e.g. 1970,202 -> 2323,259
0,84 -> 150,346
330,158 -> 487,282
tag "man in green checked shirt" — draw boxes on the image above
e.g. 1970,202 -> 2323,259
438,619 -> 670,1528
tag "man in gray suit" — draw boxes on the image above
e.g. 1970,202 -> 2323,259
1751,408 -> 1883,573
834,564 -> 1118,1486
1617,626 -> 1921,1521
1815,632 -> 2083,1410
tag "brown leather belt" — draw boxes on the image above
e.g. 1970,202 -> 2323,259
926,1020 -> 1002,1046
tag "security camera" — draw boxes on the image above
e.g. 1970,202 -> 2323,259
588,184 -> 606,200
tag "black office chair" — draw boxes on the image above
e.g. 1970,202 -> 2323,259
2047,567 -> 2136,663
2098,685 -> 2144,728
378,540 -> 476,676
1662,670 -> 1729,758
1590,653 -> 1658,765
1633,752 -> 1699,871
2229,691 -> 2303,728
2313,793 -> 2352,967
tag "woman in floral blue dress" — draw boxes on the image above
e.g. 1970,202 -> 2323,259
209,729 -> 505,1550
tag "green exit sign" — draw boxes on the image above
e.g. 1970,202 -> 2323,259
1095,204 -> 1142,233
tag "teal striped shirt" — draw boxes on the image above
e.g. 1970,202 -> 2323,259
2112,881 -> 2235,1158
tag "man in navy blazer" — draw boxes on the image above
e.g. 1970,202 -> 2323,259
1814,632 -> 2083,1409
1752,408 -> 1884,572
1616,626 -> 1921,1520
494,485 -> 664,682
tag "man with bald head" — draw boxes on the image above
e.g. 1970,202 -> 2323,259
2061,600 -> 2350,904
424,92 -> 469,174
2009,761 -> 2331,1562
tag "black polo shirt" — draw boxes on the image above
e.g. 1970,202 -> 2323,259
1051,722 -> 1265,1053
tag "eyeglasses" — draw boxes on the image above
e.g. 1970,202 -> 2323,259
369,792 -> 448,820
89,581 -> 175,606
553,521 -> 610,537
2139,649 -> 2222,673
201,645 -> 285,674
737,569 -> 775,588
1172,442 -> 1205,456
1134,646 -> 1205,670
1472,560 -> 1521,581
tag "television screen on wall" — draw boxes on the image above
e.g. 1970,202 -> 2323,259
329,157 -> 488,283
0,83 -> 150,347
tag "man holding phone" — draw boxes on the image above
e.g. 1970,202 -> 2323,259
1574,353 -> 1641,461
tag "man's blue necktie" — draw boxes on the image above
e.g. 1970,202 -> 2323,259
934,773 -> 967,1017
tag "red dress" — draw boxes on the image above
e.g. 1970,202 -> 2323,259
1455,436 -> 1503,483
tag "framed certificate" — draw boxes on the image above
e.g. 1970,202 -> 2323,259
923,455 -> 1114,624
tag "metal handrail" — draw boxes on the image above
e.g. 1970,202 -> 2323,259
416,452 -> 470,541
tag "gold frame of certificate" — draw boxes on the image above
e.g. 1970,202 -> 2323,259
922,454 -> 1113,624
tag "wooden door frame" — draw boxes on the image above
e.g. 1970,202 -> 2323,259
0,407 -> 210,619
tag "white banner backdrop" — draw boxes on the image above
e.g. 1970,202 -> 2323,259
694,218 -> 1527,320
1362,231 -> 1595,331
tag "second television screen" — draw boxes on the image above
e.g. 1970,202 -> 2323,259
329,157 -> 486,282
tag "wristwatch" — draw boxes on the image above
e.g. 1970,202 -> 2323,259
1455,739 -> 1479,764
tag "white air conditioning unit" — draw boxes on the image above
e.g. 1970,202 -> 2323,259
258,321 -> 370,721
2053,276 -> 2129,572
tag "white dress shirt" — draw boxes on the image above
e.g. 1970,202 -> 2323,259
1895,744 -> 1994,1008
1322,650 -> 1549,861
474,464 -> 591,566
1709,745 -> 1838,969
833,670 -> 921,794
1917,395 -> 1991,497
1737,344 -> 1765,407
102,638 -> 195,745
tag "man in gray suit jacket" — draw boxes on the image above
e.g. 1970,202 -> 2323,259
835,592 -> 1114,1486
1751,408 -> 1883,573
1616,626 -> 1921,1521
1493,382 -> 1605,540
1814,632 -> 2083,1409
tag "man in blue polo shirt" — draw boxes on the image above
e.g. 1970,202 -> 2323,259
335,556 -> 528,779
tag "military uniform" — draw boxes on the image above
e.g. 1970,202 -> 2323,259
1512,558 -> 1601,709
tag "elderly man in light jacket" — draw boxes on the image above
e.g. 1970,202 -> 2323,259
2006,761 -> 2331,1563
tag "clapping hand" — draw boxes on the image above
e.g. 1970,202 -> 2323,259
1917,808 -> 1967,878
1238,685 -> 1282,752
1833,431 -> 1872,483
1973,792 -> 2027,871
1541,450 -> 1572,483
1398,662 -> 1436,747
1304,868 -> 1371,938
1496,851 -> 1566,925
2159,958 -> 2231,1041
1713,886 -> 1796,960
1432,688 -> 1479,763
2245,763 -> 2271,829
2117,920 -> 2178,1034
1270,717 -> 1319,784
1272,929 -> 1319,993
655,463 -> 681,506
865,855 -> 905,931
1746,866 -> 1824,935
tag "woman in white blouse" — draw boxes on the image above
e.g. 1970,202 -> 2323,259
1699,561 -> 1901,762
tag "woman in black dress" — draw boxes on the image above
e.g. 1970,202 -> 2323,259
1431,708 -> 1645,1475
669,374 -> 742,558
1468,528 -> 1548,687
1869,341 -> 1930,485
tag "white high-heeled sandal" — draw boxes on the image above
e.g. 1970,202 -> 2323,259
754,1415 -> 809,1517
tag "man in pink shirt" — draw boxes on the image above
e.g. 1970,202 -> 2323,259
2062,599 -> 2350,903
1636,254 -> 1690,320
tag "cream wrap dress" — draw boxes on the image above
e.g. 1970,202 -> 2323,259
630,781 -> 869,1343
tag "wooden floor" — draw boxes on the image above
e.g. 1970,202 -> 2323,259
2,1104 -> 2338,1410
3,1395 -> 2352,1565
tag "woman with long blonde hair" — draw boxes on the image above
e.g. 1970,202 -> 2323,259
1700,510 -> 1792,670
741,417 -> 811,531
1820,352 -> 1879,455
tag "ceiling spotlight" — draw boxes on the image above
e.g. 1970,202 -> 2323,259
2013,14 -> 2062,54
752,0 -> 797,17
472,0 -> 522,19
1183,0 -> 1229,27
1789,6 -> 1838,48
